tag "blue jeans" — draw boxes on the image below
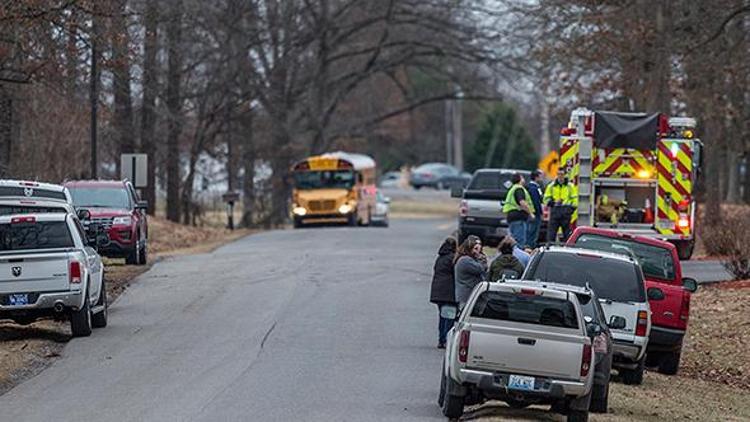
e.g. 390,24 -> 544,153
508,220 -> 528,248
526,216 -> 542,248
438,304 -> 455,344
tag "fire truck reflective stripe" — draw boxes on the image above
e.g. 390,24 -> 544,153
592,148 -> 655,177
559,137 -> 580,225
655,140 -> 693,236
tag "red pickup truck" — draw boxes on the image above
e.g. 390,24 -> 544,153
567,227 -> 698,375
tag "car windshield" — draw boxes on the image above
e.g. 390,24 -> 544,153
528,252 -> 645,302
69,187 -> 130,209
294,170 -> 354,190
573,234 -> 675,280
471,291 -> 579,329
0,221 -> 73,252
468,172 -> 527,190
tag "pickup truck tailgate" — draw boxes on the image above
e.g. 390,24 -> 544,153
0,252 -> 71,294
468,322 -> 586,380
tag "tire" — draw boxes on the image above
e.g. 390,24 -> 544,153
70,290 -> 92,337
347,213 -> 357,227
293,217 -> 302,229
567,410 -> 589,422
621,356 -> 645,385
92,279 -> 108,328
658,350 -> 681,375
138,240 -> 148,265
125,241 -> 140,265
675,240 -> 695,260
414,185 -> 422,190
441,376 -> 464,419
589,381 -> 609,413
438,371 -> 446,407
506,399 -> 529,409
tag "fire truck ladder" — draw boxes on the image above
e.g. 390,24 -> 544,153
577,137 -> 593,226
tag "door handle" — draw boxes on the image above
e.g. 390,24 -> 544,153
517,338 -> 536,345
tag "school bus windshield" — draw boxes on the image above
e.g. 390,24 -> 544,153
293,170 -> 354,190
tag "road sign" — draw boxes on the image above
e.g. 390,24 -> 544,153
121,154 -> 148,187
538,151 -> 559,179
222,191 -> 240,204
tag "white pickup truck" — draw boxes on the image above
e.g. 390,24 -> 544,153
0,213 -> 107,337
440,281 -> 596,422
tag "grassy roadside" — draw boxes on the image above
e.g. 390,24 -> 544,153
0,217 -> 252,395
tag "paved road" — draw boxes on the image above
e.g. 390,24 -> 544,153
0,219 -> 451,422
681,259 -> 731,284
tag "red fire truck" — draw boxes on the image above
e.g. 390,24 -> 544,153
558,108 -> 702,259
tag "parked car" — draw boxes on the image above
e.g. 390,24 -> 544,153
378,171 -> 402,188
410,163 -> 464,190
440,280 -> 596,421
523,246 -> 651,385
371,190 -> 390,227
65,180 -> 148,265
0,212 -> 108,336
452,169 -> 546,246
567,227 -> 698,375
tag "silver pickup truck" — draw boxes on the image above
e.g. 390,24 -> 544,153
0,212 -> 107,337
440,281 -> 596,421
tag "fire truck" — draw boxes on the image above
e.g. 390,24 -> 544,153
558,108 -> 703,259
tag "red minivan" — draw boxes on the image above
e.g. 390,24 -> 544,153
567,227 -> 698,375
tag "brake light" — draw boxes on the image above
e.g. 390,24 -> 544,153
680,291 -> 691,322
11,216 -> 36,224
19,181 -> 39,187
678,215 -> 689,229
459,200 -> 468,217
520,288 -> 538,296
69,261 -> 82,284
592,333 -> 608,354
581,343 -> 592,377
458,330 -> 470,363
635,310 -> 649,337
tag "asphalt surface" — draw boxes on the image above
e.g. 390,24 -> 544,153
0,219 -> 450,422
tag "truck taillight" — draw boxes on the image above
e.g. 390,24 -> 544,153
592,333 -> 608,354
69,261 -> 82,284
635,310 -> 649,337
458,330 -> 470,363
459,200 -> 468,217
680,291 -> 691,322
678,214 -> 689,229
581,343 -> 592,377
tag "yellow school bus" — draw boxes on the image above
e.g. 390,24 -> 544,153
290,152 -> 377,227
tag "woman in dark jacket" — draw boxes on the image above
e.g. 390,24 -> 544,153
429,237 -> 457,349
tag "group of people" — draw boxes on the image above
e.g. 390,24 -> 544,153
504,169 -> 578,248
428,234 -> 529,348
427,169 -> 578,348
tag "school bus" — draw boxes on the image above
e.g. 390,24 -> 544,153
290,152 -> 377,227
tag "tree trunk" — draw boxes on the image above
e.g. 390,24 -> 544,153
140,0 -> 159,215
726,152 -> 740,203
165,0 -> 183,222
112,0 -> 135,175
0,85 -> 14,177
240,113 -> 255,227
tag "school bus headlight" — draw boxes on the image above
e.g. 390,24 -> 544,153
636,169 -> 651,179
292,206 -> 307,216
338,204 -> 353,214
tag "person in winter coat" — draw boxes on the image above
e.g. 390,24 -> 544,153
489,236 -> 526,281
429,237 -> 457,349
454,235 -> 488,309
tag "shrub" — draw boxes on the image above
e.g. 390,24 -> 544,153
702,209 -> 750,280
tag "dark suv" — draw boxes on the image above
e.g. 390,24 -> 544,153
65,180 -> 148,265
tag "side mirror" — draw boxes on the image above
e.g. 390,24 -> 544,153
77,209 -> 91,221
450,187 -> 463,198
608,315 -> 627,330
647,287 -> 666,301
682,277 -> 698,293
136,200 -> 148,211
586,322 -> 603,338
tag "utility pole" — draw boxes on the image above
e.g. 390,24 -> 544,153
452,89 -> 464,171
444,100 -> 453,165
89,17 -> 99,179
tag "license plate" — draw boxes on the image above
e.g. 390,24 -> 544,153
508,374 -> 535,391
9,294 -> 28,306
656,219 -> 675,230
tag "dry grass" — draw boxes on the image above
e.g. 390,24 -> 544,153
0,217 -> 253,394
389,198 -> 459,217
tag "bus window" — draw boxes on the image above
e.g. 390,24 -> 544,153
294,170 -> 354,190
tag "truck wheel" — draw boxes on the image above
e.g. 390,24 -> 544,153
567,410 -> 589,422
92,280 -> 108,328
621,356 -> 645,385
441,376 -> 464,419
347,213 -> 357,227
589,381 -> 609,413
438,371 -> 446,407
70,291 -> 92,337
658,350 -> 681,375
506,399 -> 529,409
126,242 -> 140,265
293,217 -> 302,229
674,240 -> 695,260
138,240 -> 148,265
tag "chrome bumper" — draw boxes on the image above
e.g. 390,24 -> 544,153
458,368 -> 589,398
0,290 -> 84,312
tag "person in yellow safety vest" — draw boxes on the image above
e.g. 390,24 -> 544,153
544,168 -> 577,243
502,173 -> 535,248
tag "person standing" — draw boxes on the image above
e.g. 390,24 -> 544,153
453,235 -> 488,309
488,236 -> 525,282
429,237 -> 457,349
544,169 -> 577,243
526,170 -> 544,248
502,173 -> 535,248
